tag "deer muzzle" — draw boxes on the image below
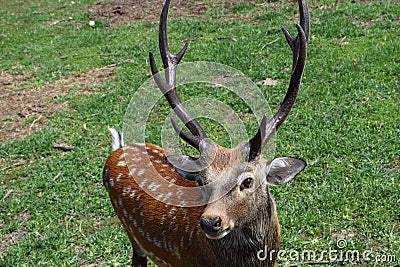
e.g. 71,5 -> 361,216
200,214 -> 233,239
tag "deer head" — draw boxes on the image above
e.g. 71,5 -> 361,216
149,0 -> 309,240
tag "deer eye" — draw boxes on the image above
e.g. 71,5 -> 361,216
240,177 -> 253,191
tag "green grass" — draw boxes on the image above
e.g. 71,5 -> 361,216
1,0 -> 399,266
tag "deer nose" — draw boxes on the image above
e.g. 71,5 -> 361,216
200,215 -> 222,235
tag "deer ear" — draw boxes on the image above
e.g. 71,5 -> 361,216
266,157 -> 306,186
166,155 -> 201,182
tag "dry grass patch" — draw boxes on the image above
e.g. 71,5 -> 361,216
0,65 -> 117,142
88,0 -> 280,26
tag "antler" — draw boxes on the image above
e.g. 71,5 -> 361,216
149,0 -> 207,150
248,0 -> 309,160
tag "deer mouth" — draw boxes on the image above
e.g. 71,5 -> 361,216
204,227 -> 232,240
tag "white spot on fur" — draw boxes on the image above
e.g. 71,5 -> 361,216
163,192 -> 173,201
146,232 -> 152,243
148,182 -> 161,192
169,207 -> 177,216
153,238 -> 163,248
117,161 -> 127,167
125,146 -> 139,152
182,210 -> 189,221
129,168 -> 137,176
189,231 -> 194,242
160,214 -> 167,225
138,227 -> 145,236
173,243 -> 180,258
167,241 -> 174,254
122,186 -> 131,195
168,179 -> 176,187
119,153 -> 128,159
139,178 -> 148,188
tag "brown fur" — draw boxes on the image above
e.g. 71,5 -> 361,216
103,143 -> 281,267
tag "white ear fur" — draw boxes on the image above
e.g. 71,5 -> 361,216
266,157 -> 306,186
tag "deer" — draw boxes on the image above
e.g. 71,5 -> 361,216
103,0 -> 309,266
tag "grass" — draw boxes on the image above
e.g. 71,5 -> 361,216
1,0 -> 399,266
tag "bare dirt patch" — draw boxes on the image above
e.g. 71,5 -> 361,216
0,210 -> 31,254
0,72 -> 32,88
88,0 -> 279,26
359,17 -> 400,28
0,228 -> 29,254
0,65 -> 117,142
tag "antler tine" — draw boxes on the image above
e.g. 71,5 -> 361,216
170,117 -> 203,148
248,0 -> 308,160
149,0 -> 207,150
282,0 -> 309,72
158,0 -> 189,73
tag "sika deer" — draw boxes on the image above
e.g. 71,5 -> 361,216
103,0 -> 309,266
